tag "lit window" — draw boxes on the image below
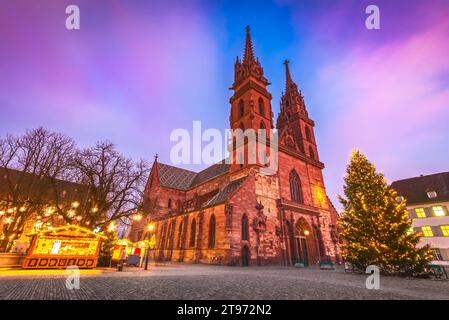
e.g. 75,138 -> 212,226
432,248 -> 443,261
441,226 -> 449,237
427,191 -> 437,199
415,208 -> 426,218
433,206 -> 446,217
421,226 -> 433,237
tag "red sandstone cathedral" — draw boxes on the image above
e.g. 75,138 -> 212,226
129,27 -> 341,266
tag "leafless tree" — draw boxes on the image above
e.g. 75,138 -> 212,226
0,128 -> 76,252
71,141 -> 149,232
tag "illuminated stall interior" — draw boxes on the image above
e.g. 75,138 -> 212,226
22,225 -> 107,269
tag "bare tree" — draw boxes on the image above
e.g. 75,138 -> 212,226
0,128 -> 76,252
71,141 -> 149,232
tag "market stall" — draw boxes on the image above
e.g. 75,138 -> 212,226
22,225 -> 107,269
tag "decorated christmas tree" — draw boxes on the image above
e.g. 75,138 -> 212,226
338,150 -> 432,275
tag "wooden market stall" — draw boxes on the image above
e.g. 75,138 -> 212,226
22,225 -> 107,269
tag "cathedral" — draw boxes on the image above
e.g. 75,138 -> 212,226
129,27 -> 341,266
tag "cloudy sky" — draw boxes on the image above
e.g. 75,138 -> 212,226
1,0 -> 448,207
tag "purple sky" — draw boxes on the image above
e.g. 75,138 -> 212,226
1,0 -> 448,208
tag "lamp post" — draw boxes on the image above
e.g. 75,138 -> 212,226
144,223 -> 155,270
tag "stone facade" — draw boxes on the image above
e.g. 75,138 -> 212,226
129,26 -> 341,266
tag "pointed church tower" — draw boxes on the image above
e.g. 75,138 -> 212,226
277,60 -> 318,161
229,26 -> 274,172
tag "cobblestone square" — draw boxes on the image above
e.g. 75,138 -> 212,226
0,263 -> 448,300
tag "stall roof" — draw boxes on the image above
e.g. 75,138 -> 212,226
36,225 -> 108,240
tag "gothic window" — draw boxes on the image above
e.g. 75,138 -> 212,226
305,126 -> 311,141
242,214 -> 249,241
177,221 -> 183,249
258,98 -> 265,116
168,220 -> 176,249
208,214 -> 216,248
160,223 -> 167,249
309,146 -> 315,160
289,170 -> 303,203
238,100 -> 244,118
189,218 -> 197,247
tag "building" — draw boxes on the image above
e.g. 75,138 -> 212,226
0,166 -> 89,253
392,172 -> 449,265
129,27 -> 340,266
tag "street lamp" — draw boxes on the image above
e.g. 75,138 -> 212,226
144,223 -> 155,270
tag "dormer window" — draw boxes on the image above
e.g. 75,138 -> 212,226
427,191 -> 437,199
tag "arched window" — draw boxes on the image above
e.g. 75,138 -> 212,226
305,126 -> 311,142
242,214 -> 249,241
168,220 -> 176,249
309,146 -> 315,160
168,198 -> 172,208
177,221 -> 183,249
258,98 -> 265,116
160,223 -> 167,249
260,121 -> 266,130
208,214 -> 216,248
289,170 -> 303,203
238,100 -> 244,118
189,218 -> 197,247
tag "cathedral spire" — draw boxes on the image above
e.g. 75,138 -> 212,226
283,59 -> 299,96
284,60 -> 293,89
243,26 -> 255,65
232,26 -> 269,88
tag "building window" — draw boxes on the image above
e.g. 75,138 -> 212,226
168,198 -> 172,209
305,126 -> 311,141
258,98 -> 265,116
177,221 -> 184,249
260,121 -> 266,131
441,225 -> 449,236
160,224 -> 168,249
433,206 -> 446,217
415,208 -> 426,218
168,221 -> 176,249
289,170 -> 303,203
309,146 -> 315,160
432,248 -> 444,261
208,214 -> 216,248
238,100 -> 244,118
189,218 -> 196,247
242,214 -> 249,241
421,226 -> 433,237
427,191 -> 437,199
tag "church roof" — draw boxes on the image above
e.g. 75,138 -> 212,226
203,177 -> 246,207
156,162 -> 230,190
391,172 -> 449,205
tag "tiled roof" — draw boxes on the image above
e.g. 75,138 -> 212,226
203,177 -> 246,207
391,172 -> 449,205
156,162 -> 230,190
190,163 -> 230,187
157,163 -> 196,190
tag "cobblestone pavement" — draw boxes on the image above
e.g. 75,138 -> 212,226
0,263 -> 448,300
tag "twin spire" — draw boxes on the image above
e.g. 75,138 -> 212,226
234,26 -> 305,114
243,26 -> 255,65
